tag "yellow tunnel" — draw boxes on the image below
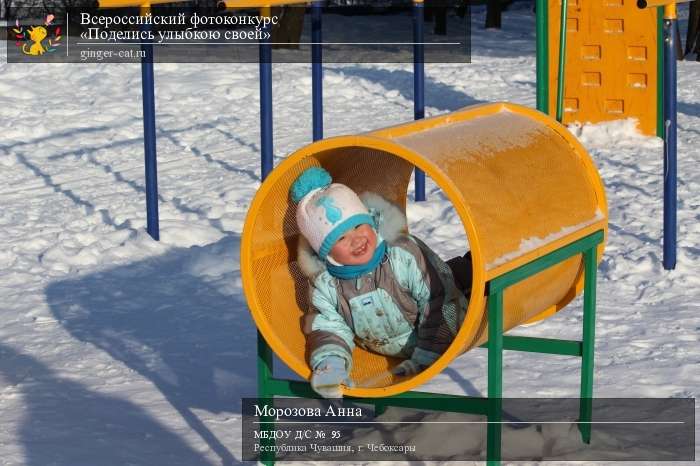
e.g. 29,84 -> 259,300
241,102 -> 608,398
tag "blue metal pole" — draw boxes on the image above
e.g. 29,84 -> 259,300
663,16 -> 677,270
258,16 -> 276,462
141,23 -> 159,241
413,1 -> 426,202
260,19 -> 274,179
312,1 -> 323,142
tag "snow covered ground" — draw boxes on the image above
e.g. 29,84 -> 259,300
1,2 -> 698,465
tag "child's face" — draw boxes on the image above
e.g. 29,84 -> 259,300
329,224 -> 378,265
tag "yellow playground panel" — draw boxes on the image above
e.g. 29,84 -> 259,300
549,0 -> 659,135
241,102 -> 608,398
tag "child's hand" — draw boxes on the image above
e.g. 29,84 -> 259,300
311,355 -> 352,398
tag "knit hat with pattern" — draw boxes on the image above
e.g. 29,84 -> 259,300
290,167 -> 374,260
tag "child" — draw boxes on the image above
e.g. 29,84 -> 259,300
291,167 -> 472,398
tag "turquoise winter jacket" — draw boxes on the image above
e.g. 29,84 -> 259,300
298,192 -> 469,373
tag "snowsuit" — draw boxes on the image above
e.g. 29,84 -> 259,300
297,192 -> 471,372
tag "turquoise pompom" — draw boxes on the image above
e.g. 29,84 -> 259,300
290,167 -> 332,203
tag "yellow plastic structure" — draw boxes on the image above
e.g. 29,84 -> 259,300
241,102 -> 608,398
638,0 -> 693,9
549,0 -> 659,135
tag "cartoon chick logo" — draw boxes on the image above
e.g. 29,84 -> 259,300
13,14 -> 62,56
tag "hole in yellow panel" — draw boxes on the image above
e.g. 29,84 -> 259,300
605,99 -> 624,114
627,73 -> 647,89
564,98 -> 579,113
582,72 -> 602,87
627,46 -> 647,61
581,45 -> 602,60
604,19 -> 624,33
567,18 -> 579,32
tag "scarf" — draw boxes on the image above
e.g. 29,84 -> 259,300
325,240 -> 387,280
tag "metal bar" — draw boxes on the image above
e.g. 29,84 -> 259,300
535,0 -> 549,113
259,23 -> 274,179
140,24 -> 159,241
312,1 -> 323,142
578,246 -> 598,443
487,289 -> 503,465
264,378 -> 491,414
479,335 -> 582,356
490,230 -> 604,293
413,1 -> 426,202
266,377 -> 317,398
555,0 -> 569,122
374,402 -> 386,417
663,13 -> 678,270
361,394 -> 489,415
385,389 -> 486,403
657,7 -> 665,138
257,331 -> 275,464
257,94 -> 275,462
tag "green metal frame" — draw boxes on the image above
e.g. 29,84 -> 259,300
255,230 -> 604,465
555,0 -> 569,122
536,0 -> 549,114
657,6 -> 665,138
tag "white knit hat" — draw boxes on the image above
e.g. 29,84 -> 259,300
290,167 -> 373,260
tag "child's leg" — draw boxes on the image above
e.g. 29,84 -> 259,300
446,251 -> 473,296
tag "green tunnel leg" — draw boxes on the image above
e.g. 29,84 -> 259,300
258,331 -> 276,465
578,248 -> 598,444
375,402 -> 387,417
487,289 -> 504,466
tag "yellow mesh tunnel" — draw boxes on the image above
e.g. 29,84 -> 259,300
241,102 -> 608,398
